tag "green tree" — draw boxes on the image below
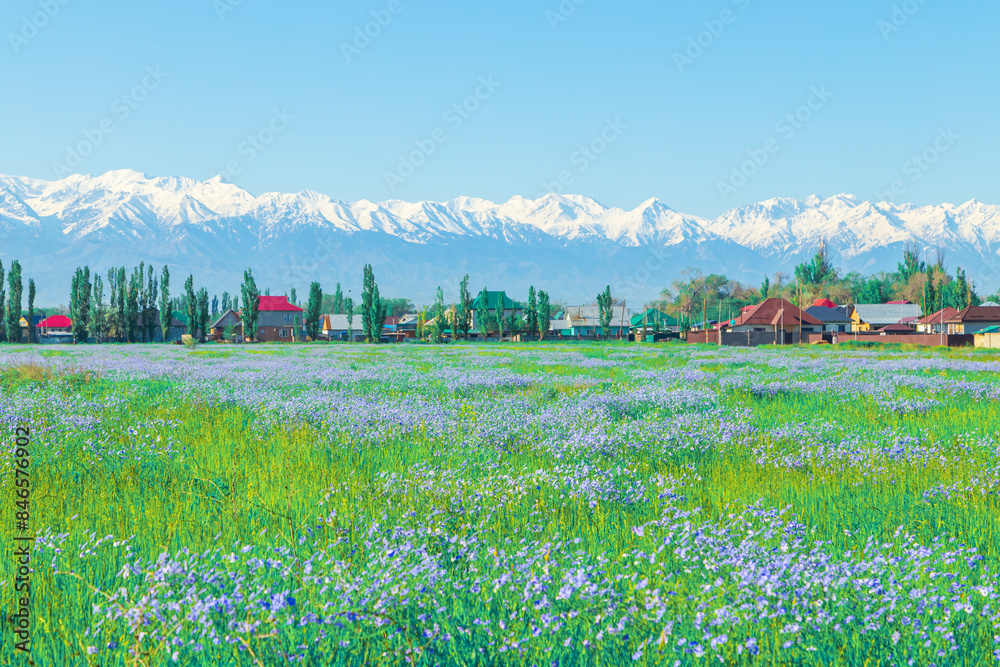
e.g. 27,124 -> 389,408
289,287 -> 297,306
6,260 -> 22,343
794,239 -> 838,289
0,261 -> 6,343
477,288 -> 490,339
91,275 -> 106,343
455,274 -> 473,340
70,266 -> 92,343
344,296 -> 355,342
197,288 -> 210,340
159,266 -> 171,343
361,264 -> 387,344
597,285 -> 613,340
145,265 -> 158,342
923,267 -> 936,316
185,275 -> 197,336
760,276 -> 770,299
27,279 -> 35,344
241,269 -> 260,341
537,290 -> 550,341
306,282 -> 323,341
494,291 -> 506,340
430,286 -> 446,344
525,286 -> 538,341
126,269 -> 140,343
116,267 -> 127,341
333,283 -> 343,314
897,242 -> 925,284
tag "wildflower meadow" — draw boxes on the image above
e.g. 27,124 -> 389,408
2,342 -> 1000,666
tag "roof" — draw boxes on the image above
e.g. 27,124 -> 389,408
321,314 -> 355,331
852,304 -> 923,325
560,305 -> 631,328
805,305 -> 853,323
917,307 -> 959,325
887,300 -> 912,305
811,298 -> 838,309
629,308 -> 678,327
982,301 -> 1000,307
944,306 -> 1000,324
730,298 -> 822,328
878,322 -> 916,332
210,309 -> 241,329
977,325 -> 1000,334
472,291 -> 520,310
384,316 -> 401,327
37,315 -> 72,328
257,296 -> 303,312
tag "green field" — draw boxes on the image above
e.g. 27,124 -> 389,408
2,342 -> 1000,665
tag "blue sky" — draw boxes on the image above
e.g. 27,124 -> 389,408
2,0 -> 997,216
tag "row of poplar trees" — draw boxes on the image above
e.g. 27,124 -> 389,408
0,260 -> 36,343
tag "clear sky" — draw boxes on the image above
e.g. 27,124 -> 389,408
2,0 -> 997,217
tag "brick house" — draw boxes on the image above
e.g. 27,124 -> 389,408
255,296 -> 304,342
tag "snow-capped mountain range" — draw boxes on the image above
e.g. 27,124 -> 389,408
2,169 -> 999,305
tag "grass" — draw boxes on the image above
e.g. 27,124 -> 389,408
1,342 -> 999,665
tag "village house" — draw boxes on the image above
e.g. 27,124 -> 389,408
944,306 -> 1000,335
550,305 -> 632,338
320,314 -> 362,341
629,308 -> 679,333
804,304 -> 853,333
915,307 -> 959,334
726,298 -> 823,337
209,309 -> 243,340
470,291 -> 524,334
850,303 -> 923,331
255,296 -> 304,342
35,315 -> 73,335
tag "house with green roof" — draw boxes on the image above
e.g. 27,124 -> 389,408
470,290 -> 524,334
629,308 -> 679,333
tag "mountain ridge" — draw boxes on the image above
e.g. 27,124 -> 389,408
1,169 -> 999,305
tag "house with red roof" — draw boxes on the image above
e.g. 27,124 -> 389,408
916,307 -> 959,334
36,315 -> 73,335
944,306 -> 1000,335
811,298 -> 838,309
728,298 -> 823,334
255,296 -> 304,342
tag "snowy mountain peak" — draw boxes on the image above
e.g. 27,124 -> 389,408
2,170 -> 999,303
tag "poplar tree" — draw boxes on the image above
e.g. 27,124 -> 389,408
124,270 -> 139,343
91,275 -> 105,343
431,286 -> 446,344
6,260 -> 22,343
494,291 -> 506,340
70,267 -> 92,343
597,285 -> 613,340
146,265 -> 158,342
241,269 -> 260,341
476,288 -> 490,339
455,274 -> 473,340
116,267 -> 127,342
27,279 -> 35,344
344,296 -> 355,342
333,283 -> 343,314
197,288 -> 209,340
185,275 -> 197,336
361,264 -> 387,343
0,261 -> 7,343
159,266 -> 171,342
537,290 -> 550,341
306,282 -> 323,340
526,286 -> 538,341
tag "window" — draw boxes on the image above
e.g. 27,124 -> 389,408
284,314 -> 292,323
280,329 -> 289,338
